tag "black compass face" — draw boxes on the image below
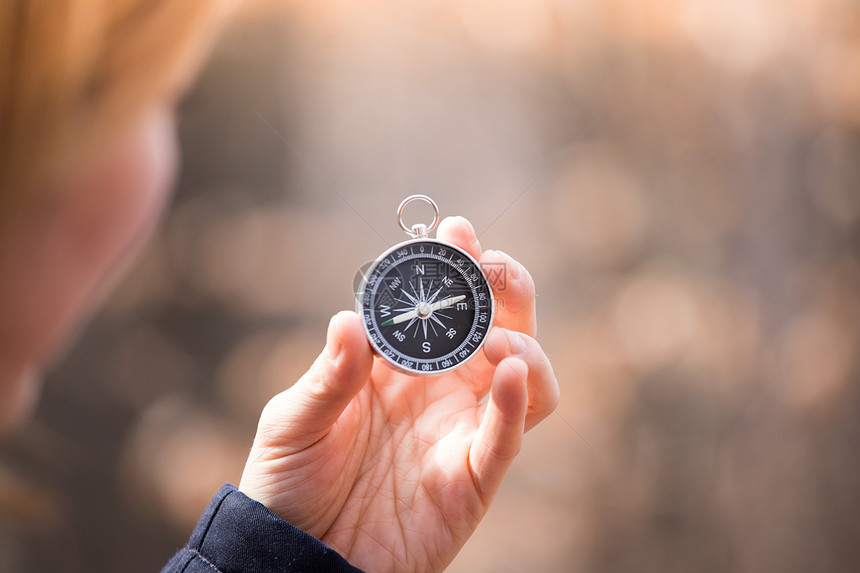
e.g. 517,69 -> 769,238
358,239 -> 494,374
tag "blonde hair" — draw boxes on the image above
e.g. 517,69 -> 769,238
0,0 -> 229,227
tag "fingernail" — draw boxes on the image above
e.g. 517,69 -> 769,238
506,330 -> 527,355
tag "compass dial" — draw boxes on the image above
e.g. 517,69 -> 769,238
357,239 -> 494,374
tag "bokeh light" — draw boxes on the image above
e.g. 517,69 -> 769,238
2,0 -> 859,571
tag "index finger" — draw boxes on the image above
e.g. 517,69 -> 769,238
480,249 -> 537,338
436,216 -> 482,261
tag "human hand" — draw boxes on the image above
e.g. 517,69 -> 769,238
239,216 -> 559,572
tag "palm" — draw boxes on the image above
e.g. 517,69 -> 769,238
247,356 -> 499,571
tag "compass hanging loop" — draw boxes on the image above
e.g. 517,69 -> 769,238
398,194 -> 439,239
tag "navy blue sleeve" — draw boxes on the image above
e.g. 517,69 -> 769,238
162,484 -> 364,573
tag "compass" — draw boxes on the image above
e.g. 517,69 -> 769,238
356,195 -> 494,375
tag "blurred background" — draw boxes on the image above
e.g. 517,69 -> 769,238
2,0 -> 860,571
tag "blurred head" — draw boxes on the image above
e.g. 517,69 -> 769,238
0,1 -> 229,432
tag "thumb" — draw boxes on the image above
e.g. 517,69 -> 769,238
256,311 -> 373,451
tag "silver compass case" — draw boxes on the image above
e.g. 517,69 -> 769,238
355,197 -> 494,375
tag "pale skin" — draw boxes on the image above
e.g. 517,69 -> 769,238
1,103 -> 559,572
239,218 -> 559,572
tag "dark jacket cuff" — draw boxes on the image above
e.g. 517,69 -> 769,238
162,483 -> 364,573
